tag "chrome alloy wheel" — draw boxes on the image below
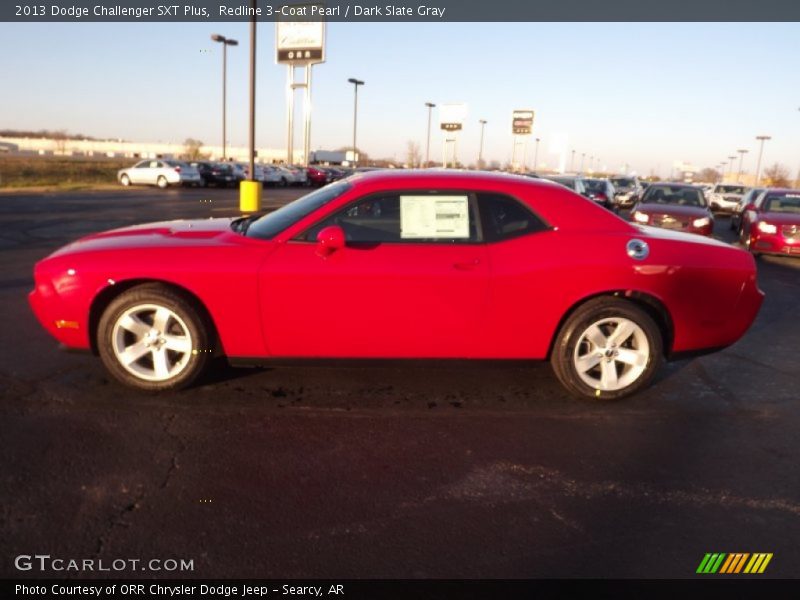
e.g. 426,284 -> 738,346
573,317 -> 650,391
111,303 -> 193,382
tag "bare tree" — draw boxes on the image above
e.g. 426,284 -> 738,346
762,162 -> 790,187
184,138 -> 204,160
696,167 -> 721,183
52,129 -> 68,154
406,141 -> 421,168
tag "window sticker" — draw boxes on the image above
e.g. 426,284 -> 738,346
400,195 -> 470,239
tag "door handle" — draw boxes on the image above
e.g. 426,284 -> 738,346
453,259 -> 480,271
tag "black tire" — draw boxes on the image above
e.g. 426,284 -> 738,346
157,176 -> 168,189
97,284 -> 214,392
551,298 -> 663,400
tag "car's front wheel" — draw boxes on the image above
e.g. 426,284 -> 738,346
97,284 -> 214,391
551,298 -> 663,400
157,175 -> 168,189
119,174 -> 131,186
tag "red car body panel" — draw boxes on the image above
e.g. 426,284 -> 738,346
29,172 -> 764,362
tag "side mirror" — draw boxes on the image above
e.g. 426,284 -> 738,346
744,204 -> 757,213
316,225 -> 345,256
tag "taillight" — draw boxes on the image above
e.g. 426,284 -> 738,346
174,166 -> 181,173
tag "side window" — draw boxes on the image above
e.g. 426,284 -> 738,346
135,161 -> 149,169
303,192 -> 477,243
477,193 -> 548,243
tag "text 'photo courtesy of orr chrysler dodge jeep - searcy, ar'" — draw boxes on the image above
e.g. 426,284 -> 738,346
29,171 -> 764,400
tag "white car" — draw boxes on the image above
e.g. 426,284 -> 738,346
118,159 -> 202,189
260,165 -> 284,186
286,165 -> 309,185
708,183 -> 748,213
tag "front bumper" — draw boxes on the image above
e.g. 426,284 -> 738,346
749,232 -> 800,256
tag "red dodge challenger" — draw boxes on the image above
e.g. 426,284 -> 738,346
29,171 -> 763,399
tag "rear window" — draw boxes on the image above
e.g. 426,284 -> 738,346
717,185 -> 746,194
762,194 -> 800,214
611,178 -> 634,187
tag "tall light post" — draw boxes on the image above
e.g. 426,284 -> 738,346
534,138 -> 541,171
424,102 -> 435,168
736,149 -> 749,183
580,152 -> 586,172
570,149 -> 575,171
478,119 -> 487,169
727,155 -> 737,180
210,34 -> 238,161
348,78 -> 364,167
754,135 -> 771,186
720,161 -> 728,182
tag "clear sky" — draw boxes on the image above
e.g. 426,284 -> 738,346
2,21 -> 800,176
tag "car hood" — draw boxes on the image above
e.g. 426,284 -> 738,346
48,218 -> 241,257
759,212 -> 800,226
636,204 -> 709,218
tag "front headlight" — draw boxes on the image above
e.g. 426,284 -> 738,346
633,211 -> 649,224
692,217 -> 711,228
757,221 -> 777,234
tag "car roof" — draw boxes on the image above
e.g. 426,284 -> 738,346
350,168 -> 563,187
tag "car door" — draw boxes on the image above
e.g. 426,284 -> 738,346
258,191 -> 490,358
128,160 -> 150,184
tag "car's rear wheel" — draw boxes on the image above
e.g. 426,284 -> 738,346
98,285 -> 214,391
157,176 -> 168,189
551,298 -> 663,400
119,174 -> 130,186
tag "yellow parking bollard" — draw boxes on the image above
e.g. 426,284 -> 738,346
239,180 -> 262,213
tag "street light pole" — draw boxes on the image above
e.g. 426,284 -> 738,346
534,138 -> 541,171
570,149 -> 575,171
727,155 -> 737,180
478,119 -> 487,169
736,149 -> 748,183
211,34 -> 238,161
348,78 -> 364,168
754,135 -> 771,186
424,102 -> 435,168
580,152 -> 586,172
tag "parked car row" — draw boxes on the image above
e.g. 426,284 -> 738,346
117,159 -> 369,189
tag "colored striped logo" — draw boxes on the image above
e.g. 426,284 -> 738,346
696,553 -> 773,574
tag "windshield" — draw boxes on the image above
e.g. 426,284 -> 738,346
762,193 -> 800,214
611,178 -> 634,188
584,179 -> 607,193
642,186 -> 706,207
717,185 -> 746,194
246,182 -> 351,240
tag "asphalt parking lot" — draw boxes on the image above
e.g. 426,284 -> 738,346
1,185 -> 799,579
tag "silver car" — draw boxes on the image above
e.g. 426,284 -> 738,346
118,159 -> 202,189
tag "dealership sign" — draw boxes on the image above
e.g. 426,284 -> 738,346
276,18 -> 325,64
512,110 -> 534,135
440,103 -> 467,131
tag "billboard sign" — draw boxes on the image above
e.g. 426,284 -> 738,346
512,110 -> 534,135
440,103 -> 467,131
